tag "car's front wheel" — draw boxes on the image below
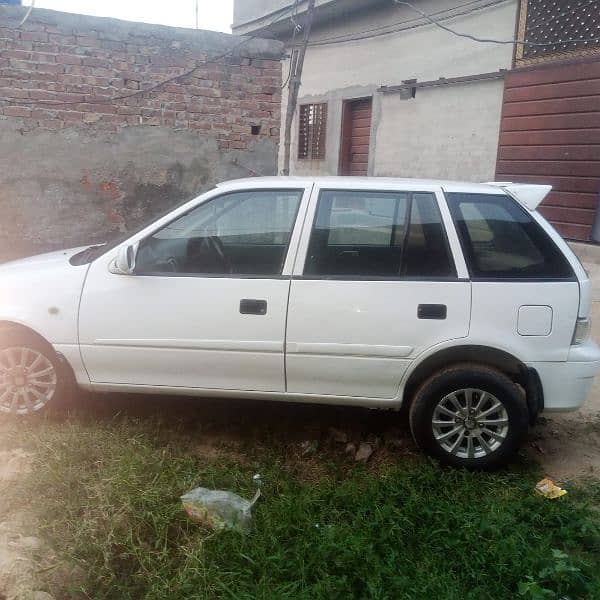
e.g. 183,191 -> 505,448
409,364 -> 529,469
0,330 -> 71,415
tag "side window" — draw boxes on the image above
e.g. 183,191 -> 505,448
446,193 -> 574,279
305,190 -> 455,278
135,189 -> 303,276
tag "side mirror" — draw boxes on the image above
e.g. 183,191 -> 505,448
110,244 -> 137,275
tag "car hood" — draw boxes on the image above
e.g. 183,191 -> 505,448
0,246 -> 94,346
0,246 -> 90,274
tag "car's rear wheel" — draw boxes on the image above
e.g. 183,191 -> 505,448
409,364 -> 529,469
0,331 -> 71,415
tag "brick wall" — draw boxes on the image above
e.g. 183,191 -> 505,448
0,7 -> 282,147
0,6 -> 284,260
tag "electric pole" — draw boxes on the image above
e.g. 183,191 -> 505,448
281,0 -> 316,176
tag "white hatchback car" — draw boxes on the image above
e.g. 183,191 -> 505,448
1,177 -> 599,468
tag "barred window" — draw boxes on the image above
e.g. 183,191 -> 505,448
298,103 -> 327,160
518,0 -> 600,61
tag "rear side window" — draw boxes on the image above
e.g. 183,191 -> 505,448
446,193 -> 573,279
305,190 -> 455,278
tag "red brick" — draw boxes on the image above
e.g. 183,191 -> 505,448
74,103 -> 117,114
20,31 -> 49,43
56,54 -> 82,65
36,63 -> 65,74
29,52 -> 57,63
48,34 -> 76,44
9,59 -> 33,70
77,36 -> 101,48
31,108 -> 57,120
56,74 -> 83,85
0,87 -> 29,99
82,57 -> 110,68
3,106 -> 32,117
37,119 -> 65,129
28,90 -> 59,101
33,43 -> 59,53
58,110 -> 84,121
4,49 -> 31,60
102,40 -> 126,52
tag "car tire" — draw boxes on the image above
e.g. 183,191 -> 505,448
409,363 -> 529,469
0,328 -> 74,416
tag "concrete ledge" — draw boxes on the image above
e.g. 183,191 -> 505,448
569,242 -> 600,265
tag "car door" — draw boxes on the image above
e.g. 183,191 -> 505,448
285,183 -> 471,399
78,185 -> 310,392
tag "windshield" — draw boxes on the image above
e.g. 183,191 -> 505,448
72,189 -> 214,264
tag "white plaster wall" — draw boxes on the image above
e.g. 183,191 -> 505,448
374,79 -> 506,181
281,0 -> 518,178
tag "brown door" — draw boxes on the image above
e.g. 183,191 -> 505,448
495,59 -> 600,241
339,98 -> 372,176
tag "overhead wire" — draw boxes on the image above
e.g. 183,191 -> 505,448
281,0 -> 302,88
306,0 -> 600,46
307,0 -> 507,45
17,0 -> 35,28
394,0 -> 600,46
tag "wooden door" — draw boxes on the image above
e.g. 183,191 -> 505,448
339,98 -> 372,176
495,59 -> 600,241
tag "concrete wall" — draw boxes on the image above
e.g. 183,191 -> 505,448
279,0 -> 518,180
0,6 -> 283,260
375,80 -> 506,180
234,0 -> 297,28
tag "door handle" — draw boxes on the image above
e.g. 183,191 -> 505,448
240,299 -> 267,315
418,304 -> 447,320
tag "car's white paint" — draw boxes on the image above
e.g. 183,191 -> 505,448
517,306 -> 553,337
0,176 -> 599,414
485,182 -> 552,211
79,275 -> 292,391
285,279 -> 471,398
0,246 -> 88,345
79,184 -> 314,391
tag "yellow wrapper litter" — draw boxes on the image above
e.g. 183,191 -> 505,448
535,478 -> 567,499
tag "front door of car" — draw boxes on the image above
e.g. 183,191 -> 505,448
286,185 -> 472,399
78,186 -> 308,392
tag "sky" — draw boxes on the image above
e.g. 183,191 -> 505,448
34,0 -> 234,33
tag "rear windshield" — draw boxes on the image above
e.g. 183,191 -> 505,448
446,193 -> 573,279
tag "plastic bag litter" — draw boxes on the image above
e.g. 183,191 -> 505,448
181,474 -> 262,531
535,477 -> 567,499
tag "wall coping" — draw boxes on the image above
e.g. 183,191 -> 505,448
0,5 -> 284,60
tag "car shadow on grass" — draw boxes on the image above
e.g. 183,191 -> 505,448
41,391 -> 422,470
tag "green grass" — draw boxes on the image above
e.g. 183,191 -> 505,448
3,413 -> 600,600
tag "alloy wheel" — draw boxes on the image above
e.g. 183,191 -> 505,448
431,388 -> 509,459
0,347 -> 57,415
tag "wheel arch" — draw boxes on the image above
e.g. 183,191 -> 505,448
0,320 -> 53,348
401,344 -> 543,423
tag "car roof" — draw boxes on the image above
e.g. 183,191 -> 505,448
217,176 -> 505,194
217,177 -> 553,209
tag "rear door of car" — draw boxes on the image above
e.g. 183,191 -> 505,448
444,188 -> 580,363
285,182 -> 472,400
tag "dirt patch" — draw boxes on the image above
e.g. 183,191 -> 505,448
529,413 -> 600,482
0,448 -> 60,600
0,449 -> 32,483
